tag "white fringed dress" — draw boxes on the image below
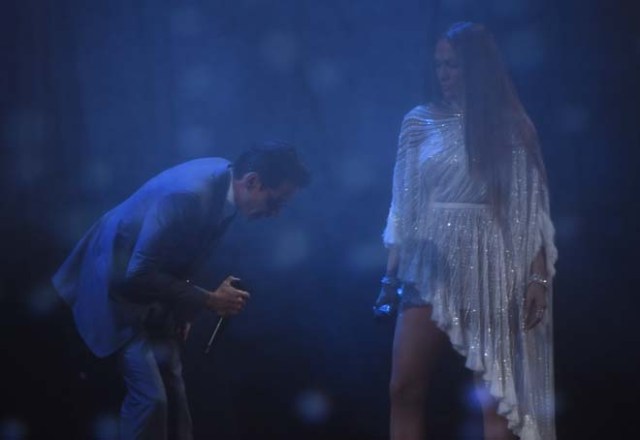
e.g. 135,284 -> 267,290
383,104 -> 557,440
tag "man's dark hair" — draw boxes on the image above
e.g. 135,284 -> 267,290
233,140 -> 311,189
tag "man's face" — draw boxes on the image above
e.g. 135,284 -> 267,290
235,173 -> 298,220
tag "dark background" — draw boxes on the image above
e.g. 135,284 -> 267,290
2,0 -> 639,438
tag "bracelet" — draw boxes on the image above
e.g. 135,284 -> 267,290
528,273 -> 548,289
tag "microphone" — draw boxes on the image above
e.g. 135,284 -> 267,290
204,316 -> 225,354
203,278 -> 247,354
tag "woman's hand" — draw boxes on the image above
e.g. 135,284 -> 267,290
523,281 -> 547,330
373,275 -> 401,320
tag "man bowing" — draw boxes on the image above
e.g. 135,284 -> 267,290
52,142 -> 310,439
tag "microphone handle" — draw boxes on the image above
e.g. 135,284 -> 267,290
204,317 -> 225,354
186,280 -> 230,354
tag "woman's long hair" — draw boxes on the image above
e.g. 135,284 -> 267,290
441,22 -> 546,221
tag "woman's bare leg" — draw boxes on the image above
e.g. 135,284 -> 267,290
474,374 -> 518,440
390,306 -> 448,440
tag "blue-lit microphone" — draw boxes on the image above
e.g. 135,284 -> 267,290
201,278 -> 247,354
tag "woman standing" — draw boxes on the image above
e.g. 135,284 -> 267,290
378,22 -> 557,440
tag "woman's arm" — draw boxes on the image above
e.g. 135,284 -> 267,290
529,247 -> 547,278
524,247 -> 549,330
386,245 -> 400,278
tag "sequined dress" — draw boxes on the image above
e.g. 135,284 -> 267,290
383,104 -> 557,440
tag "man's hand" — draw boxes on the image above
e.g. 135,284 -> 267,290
523,282 -> 547,330
204,276 -> 250,317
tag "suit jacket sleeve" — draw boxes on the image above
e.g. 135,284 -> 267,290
122,192 -> 208,311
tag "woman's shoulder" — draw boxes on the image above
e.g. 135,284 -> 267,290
403,102 -> 461,122
504,109 -> 539,149
403,104 -> 432,119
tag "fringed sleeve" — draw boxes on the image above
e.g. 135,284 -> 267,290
506,140 -> 558,440
383,106 -> 428,247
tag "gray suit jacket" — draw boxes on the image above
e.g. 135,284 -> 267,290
52,158 -> 235,357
